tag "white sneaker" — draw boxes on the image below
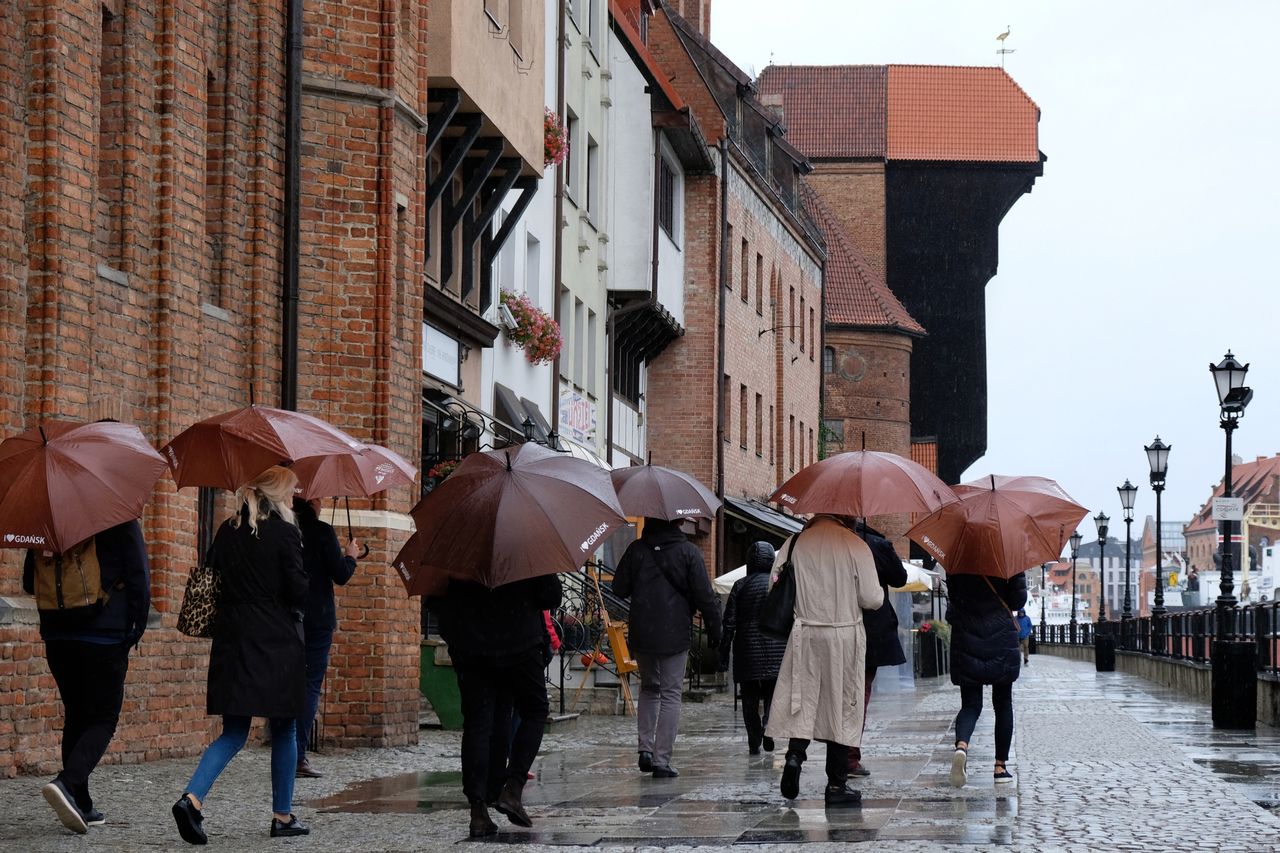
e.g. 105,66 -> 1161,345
949,748 -> 968,788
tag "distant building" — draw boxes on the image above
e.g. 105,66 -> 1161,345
1075,537 -> 1143,619
1184,453 -> 1280,603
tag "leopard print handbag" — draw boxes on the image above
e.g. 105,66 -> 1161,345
176,561 -> 221,639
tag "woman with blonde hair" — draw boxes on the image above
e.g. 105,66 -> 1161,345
172,466 -> 310,844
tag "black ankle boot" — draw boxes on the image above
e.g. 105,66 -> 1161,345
824,783 -> 862,808
469,803 -> 497,837
780,753 -> 803,800
495,779 -> 532,828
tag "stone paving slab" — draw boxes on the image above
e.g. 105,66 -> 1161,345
4,654 -> 1280,851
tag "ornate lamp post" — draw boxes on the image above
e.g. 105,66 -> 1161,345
1145,436 -> 1171,655
1094,512 -> 1114,672
1118,480 -> 1138,622
1209,351 -> 1254,729
1040,562 -> 1049,636
1094,512 -> 1110,622
1069,530 -> 1083,640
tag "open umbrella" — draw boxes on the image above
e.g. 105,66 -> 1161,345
610,464 -> 720,521
0,420 -> 167,553
892,561 -> 939,593
394,442 -> 627,593
292,444 -> 418,500
161,404 -> 364,490
905,474 -> 1088,579
770,450 -> 958,517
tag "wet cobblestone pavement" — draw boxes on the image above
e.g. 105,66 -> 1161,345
4,654 -> 1280,851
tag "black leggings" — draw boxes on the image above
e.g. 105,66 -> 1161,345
954,683 -> 1013,762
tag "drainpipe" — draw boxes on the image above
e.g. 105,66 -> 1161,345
550,0 -> 567,441
715,137 -> 728,575
280,0 -> 302,410
817,256 -> 826,461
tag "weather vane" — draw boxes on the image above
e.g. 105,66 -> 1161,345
996,25 -> 1015,68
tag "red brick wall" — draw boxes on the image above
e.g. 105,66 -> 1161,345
0,0 -> 427,777
807,165 -> 887,278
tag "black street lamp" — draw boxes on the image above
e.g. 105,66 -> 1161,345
1209,351 -> 1255,729
1118,480 -> 1138,621
1069,530 -> 1083,639
1145,435 -> 1171,654
1094,512 -> 1110,621
1040,562 -> 1049,635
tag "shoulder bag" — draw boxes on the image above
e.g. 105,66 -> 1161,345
758,532 -> 801,640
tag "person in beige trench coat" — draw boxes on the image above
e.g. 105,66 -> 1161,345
765,515 -> 883,807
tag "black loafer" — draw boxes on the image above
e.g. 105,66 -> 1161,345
780,754 -> 803,800
172,794 -> 207,845
269,815 -> 310,838
637,751 -> 653,772
761,736 -> 774,752
42,779 -> 87,834
84,808 -> 105,826
651,765 -> 679,778
824,784 -> 862,808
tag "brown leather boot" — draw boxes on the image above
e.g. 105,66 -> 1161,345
469,803 -> 497,838
494,779 -> 532,828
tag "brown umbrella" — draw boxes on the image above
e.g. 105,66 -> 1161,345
292,444 -> 418,500
0,420 -> 167,553
906,474 -> 1089,579
769,450 -> 959,517
610,464 -> 720,521
161,404 -> 364,490
394,441 -> 626,593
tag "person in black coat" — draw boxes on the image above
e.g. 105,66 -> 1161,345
23,519 -> 150,834
290,498 -> 359,779
848,524 -> 908,777
172,466 -> 310,844
718,541 -> 786,755
946,570 -> 1028,789
611,517 -> 721,779
428,573 -> 562,838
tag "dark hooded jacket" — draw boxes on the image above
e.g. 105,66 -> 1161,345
293,499 -> 356,635
947,571 -> 1028,687
611,518 -> 721,656
430,574 -> 562,663
859,526 -> 908,670
720,541 -> 786,682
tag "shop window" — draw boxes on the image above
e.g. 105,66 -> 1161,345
739,383 -> 748,449
658,157 -> 677,240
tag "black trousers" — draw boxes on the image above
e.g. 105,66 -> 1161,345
45,639 -> 131,812
954,682 -> 1014,762
739,678 -> 776,749
786,738 -> 849,787
453,648 -> 548,806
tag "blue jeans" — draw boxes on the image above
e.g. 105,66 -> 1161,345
296,625 -> 334,762
186,716 -> 296,815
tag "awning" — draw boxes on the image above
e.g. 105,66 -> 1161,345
562,438 -> 612,470
723,496 -> 804,538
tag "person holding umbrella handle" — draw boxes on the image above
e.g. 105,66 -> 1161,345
291,497 -> 360,779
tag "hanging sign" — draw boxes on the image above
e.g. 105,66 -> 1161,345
1212,497 -> 1244,521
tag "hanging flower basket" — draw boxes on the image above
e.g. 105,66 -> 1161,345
500,290 -> 561,365
427,459 -> 460,482
544,107 -> 568,169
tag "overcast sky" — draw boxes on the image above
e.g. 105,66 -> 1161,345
714,1 -> 1280,543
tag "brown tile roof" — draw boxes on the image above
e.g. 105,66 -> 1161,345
610,1 -> 687,113
756,65 -> 886,159
910,438 -> 938,475
886,65 -> 1040,163
1185,454 -> 1280,534
756,64 -> 1040,164
801,183 -> 923,335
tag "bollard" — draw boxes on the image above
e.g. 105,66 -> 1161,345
1211,640 -> 1257,729
1095,620 -> 1116,672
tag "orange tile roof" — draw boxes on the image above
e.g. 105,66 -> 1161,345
756,64 -> 1041,164
1185,454 -> 1280,534
910,438 -> 938,474
610,0 -> 687,113
802,184 -> 923,335
887,65 -> 1040,163
756,65 -> 886,159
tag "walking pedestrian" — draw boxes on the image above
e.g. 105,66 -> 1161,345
946,571 -> 1029,788
766,515 -> 883,808
848,523 -> 908,778
611,517 -> 722,779
290,497 -> 360,779
429,575 -> 562,838
172,466 -> 311,844
23,520 -> 151,834
718,541 -> 785,755
1016,608 -> 1033,665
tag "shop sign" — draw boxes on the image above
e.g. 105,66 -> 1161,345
559,390 -> 596,445
423,323 -> 459,387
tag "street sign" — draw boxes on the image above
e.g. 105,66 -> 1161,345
1213,497 -> 1244,521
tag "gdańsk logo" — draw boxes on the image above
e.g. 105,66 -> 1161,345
921,535 -> 944,560
674,508 -> 701,516
779,493 -> 797,505
580,523 -> 610,552
5,533 -> 46,546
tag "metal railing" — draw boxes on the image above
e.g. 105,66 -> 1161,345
1038,601 -> 1280,675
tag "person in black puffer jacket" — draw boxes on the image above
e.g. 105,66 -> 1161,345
946,570 -> 1028,789
847,524 -> 909,777
611,517 -> 722,779
719,541 -> 786,755
429,573 -> 562,838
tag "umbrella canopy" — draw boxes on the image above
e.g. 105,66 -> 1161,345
395,442 -> 627,593
610,464 -> 720,521
713,564 -> 748,595
892,561 -> 939,593
769,450 -> 958,518
161,404 -> 364,490
906,474 -> 1089,579
0,420 -> 167,553
292,444 -> 418,499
